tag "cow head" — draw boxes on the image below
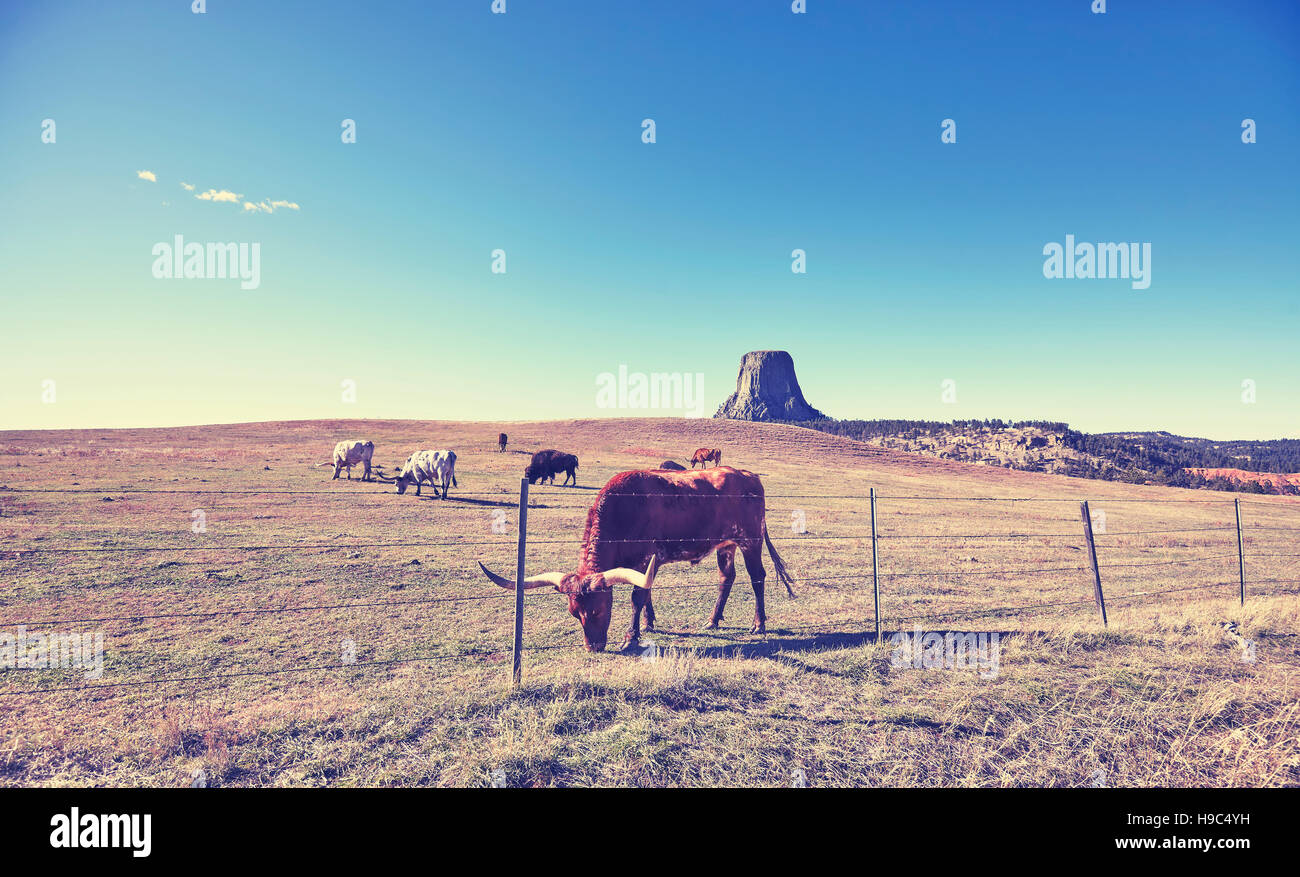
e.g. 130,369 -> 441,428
523,464 -> 540,484
478,556 -> 658,652
394,459 -> 415,494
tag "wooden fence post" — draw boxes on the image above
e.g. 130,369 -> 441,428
870,487 -> 880,640
512,477 -> 529,685
1235,498 -> 1246,606
1080,501 -> 1107,627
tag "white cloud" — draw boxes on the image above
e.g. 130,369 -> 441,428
137,170 -> 157,182
195,188 -> 241,203
180,181 -> 195,191
243,198 -> 301,213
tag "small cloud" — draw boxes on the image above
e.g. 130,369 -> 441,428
137,170 -> 157,182
243,198 -> 300,213
196,188 -> 241,203
180,181 -> 195,191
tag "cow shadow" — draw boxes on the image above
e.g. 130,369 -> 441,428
407,495 -> 569,510
639,628 -> 880,662
622,627 -> 1018,677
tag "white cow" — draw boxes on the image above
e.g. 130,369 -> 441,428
395,449 -> 457,498
332,440 -> 375,481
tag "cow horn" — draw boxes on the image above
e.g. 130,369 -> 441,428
602,555 -> 659,590
477,562 -> 564,590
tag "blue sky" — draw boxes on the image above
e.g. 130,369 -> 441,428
1,0 -> 1297,438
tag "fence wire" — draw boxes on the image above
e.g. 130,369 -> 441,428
1,483 -> 1296,698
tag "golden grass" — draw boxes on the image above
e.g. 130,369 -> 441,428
0,417 -> 1297,786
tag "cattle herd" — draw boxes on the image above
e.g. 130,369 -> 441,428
326,437 -> 791,651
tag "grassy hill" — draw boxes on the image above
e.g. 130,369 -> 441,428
1,418 -> 1297,786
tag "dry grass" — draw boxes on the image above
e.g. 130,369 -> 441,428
0,417 -> 1297,787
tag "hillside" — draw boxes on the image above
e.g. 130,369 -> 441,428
1,418 -> 1297,787
784,419 -> 1300,495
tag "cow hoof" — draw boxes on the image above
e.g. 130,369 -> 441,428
703,621 -> 719,630
622,633 -> 640,650
751,624 -> 766,635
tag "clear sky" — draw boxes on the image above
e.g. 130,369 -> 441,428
2,0 -> 1297,438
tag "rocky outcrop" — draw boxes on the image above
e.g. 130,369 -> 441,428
715,350 -> 826,422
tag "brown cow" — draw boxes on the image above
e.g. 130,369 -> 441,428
498,433 -> 508,453
691,448 -> 722,468
478,467 -> 794,651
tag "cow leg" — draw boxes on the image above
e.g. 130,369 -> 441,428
741,544 -> 767,635
624,587 -> 653,646
363,461 -> 371,482
705,547 -> 737,629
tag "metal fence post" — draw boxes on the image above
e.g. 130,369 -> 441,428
512,477 -> 529,685
870,487 -> 880,640
1235,498 -> 1246,605
1080,501 -> 1107,627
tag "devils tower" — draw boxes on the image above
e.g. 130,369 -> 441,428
715,350 -> 826,421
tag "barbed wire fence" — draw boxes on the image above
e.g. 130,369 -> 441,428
0,480 -> 1297,697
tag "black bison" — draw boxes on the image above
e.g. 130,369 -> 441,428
660,460 -> 687,470
498,432 -> 508,452
525,449 -> 578,486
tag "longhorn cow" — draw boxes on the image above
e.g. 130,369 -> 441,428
478,466 -> 794,652
332,440 -> 374,481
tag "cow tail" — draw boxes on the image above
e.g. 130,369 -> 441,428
763,521 -> 796,598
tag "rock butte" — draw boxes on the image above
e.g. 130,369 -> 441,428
715,350 -> 826,422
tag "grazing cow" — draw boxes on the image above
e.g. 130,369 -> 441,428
478,467 -> 795,652
332,440 -> 374,481
524,449 -> 578,486
691,448 -> 722,468
660,460 -> 687,471
498,433 -> 508,453
395,449 -> 458,498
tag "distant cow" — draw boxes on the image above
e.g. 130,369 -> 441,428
332,440 -> 374,481
525,449 -> 578,486
691,448 -> 722,469
498,433 -> 508,453
395,449 -> 458,498
660,460 -> 687,471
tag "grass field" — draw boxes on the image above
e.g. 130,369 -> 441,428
1,418 -> 1297,787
